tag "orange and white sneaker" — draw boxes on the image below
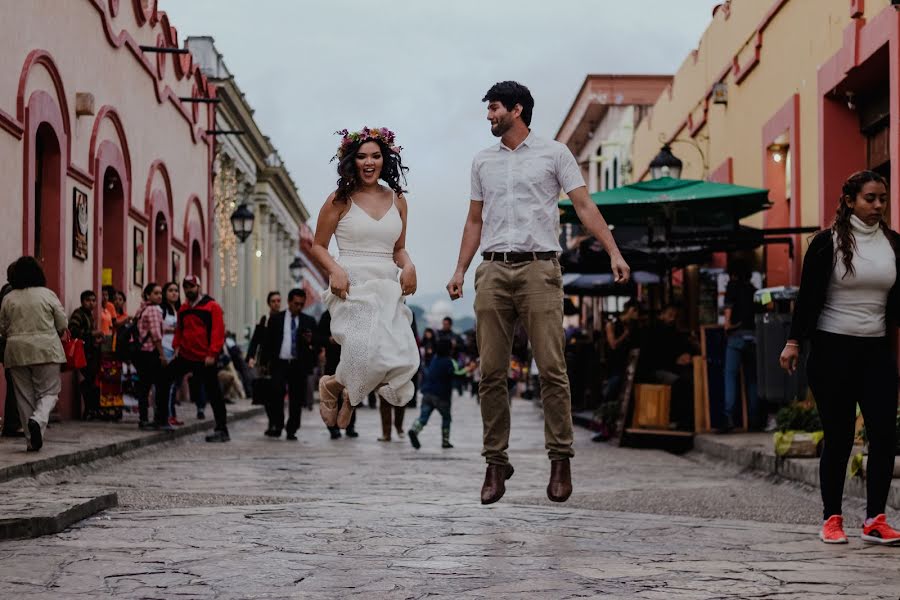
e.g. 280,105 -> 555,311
861,514 -> 900,545
820,515 -> 848,544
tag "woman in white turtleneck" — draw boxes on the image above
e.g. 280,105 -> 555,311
781,170 -> 900,546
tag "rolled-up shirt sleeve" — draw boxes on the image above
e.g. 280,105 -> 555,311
470,158 -> 483,202
557,146 -> 587,194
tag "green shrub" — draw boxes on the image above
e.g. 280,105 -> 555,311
775,403 -> 822,433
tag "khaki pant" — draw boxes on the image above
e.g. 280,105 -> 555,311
9,363 -> 61,448
474,259 -> 573,465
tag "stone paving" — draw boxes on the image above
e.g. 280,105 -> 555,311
1,395 -> 899,599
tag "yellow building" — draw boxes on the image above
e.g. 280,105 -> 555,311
633,0 -> 899,287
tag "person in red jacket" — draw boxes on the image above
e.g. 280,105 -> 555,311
171,275 -> 230,442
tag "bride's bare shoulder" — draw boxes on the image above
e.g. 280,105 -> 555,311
320,191 -> 350,218
394,191 -> 408,213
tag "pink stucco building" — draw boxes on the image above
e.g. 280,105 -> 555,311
0,0 -> 215,419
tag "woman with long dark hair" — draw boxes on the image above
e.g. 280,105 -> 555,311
161,282 -> 182,426
0,256 -> 67,451
781,170 -> 900,545
310,127 -> 419,430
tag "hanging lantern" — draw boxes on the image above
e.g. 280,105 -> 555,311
229,203 -> 254,243
289,255 -> 303,283
649,144 -> 683,180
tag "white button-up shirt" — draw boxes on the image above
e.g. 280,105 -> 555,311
470,132 -> 585,252
279,311 -> 298,360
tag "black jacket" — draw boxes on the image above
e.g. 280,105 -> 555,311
260,310 -> 319,373
246,315 -> 269,363
789,228 -> 900,343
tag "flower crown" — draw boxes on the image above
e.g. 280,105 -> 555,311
332,127 -> 402,162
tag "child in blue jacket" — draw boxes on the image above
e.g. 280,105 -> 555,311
409,339 -> 464,449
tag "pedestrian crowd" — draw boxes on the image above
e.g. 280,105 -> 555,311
0,265 -> 235,450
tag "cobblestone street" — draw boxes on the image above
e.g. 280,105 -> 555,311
0,395 -> 898,599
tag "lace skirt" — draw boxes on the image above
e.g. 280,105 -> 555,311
322,254 -> 419,407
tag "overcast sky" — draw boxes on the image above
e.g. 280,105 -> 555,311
161,0 -> 721,318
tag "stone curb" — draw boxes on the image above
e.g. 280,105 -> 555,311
0,492 -> 118,541
0,405 -> 265,484
694,434 -> 900,510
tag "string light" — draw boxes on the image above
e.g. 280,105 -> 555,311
213,156 -> 240,288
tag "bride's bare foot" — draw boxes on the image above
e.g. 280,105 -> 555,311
319,375 -> 341,427
337,389 -> 355,429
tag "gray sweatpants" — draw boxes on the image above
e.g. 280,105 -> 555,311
10,363 -> 61,448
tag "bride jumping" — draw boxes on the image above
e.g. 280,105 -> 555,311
311,127 -> 420,429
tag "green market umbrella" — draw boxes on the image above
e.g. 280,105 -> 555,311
559,177 -> 770,228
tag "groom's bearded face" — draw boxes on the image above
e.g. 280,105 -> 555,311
487,102 -> 515,137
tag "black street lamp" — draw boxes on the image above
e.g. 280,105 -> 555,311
289,255 -> 304,283
649,144 -> 683,180
229,203 -> 254,243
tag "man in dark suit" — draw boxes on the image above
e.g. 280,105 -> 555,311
259,288 -> 318,440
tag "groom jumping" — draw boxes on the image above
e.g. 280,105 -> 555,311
447,81 -> 629,505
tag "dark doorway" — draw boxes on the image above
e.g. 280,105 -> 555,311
102,167 -> 126,291
33,123 -> 63,294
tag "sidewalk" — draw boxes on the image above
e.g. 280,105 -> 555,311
0,398 -> 264,540
694,432 -> 900,510
0,398 -> 264,483
573,410 -> 900,509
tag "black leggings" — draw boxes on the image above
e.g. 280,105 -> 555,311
807,331 -> 898,520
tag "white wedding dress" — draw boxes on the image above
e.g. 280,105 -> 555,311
322,194 -> 419,407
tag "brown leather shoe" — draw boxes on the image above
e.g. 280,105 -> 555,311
480,463 -> 514,505
547,458 -> 572,502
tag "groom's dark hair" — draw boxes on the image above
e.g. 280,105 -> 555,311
482,81 -> 534,126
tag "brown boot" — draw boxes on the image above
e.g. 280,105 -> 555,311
480,463 -> 514,505
547,458 -> 572,503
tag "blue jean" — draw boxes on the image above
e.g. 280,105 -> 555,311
417,394 -> 451,429
724,332 -> 759,428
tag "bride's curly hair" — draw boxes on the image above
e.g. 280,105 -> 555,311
832,170 -> 891,278
334,137 -> 408,203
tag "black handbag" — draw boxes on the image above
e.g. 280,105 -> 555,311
252,375 -> 272,406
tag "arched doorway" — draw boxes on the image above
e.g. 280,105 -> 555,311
33,122 -> 63,294
101,167 -> 126,291
154,212 -> 169,284
191,239 -> 202,283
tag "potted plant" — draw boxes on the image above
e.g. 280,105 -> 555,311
772,398 -> 823,458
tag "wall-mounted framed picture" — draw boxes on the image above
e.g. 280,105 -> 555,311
172,251 -> 181,284
133,226 -> 144,288
72,188 -> 89,261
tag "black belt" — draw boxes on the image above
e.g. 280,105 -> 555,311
482,251 -> 557,262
